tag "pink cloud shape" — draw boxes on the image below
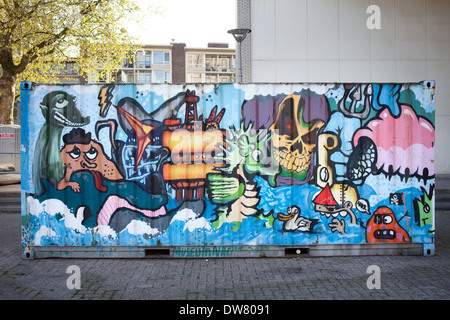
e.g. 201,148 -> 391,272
353,105 -> 435,177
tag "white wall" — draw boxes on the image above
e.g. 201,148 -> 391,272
240,0 -> 450,174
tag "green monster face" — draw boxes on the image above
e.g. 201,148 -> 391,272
40,91 -> 90,128
413,185 -> 435,234
218,121 -> 279,187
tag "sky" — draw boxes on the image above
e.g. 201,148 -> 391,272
128,0 -> 237,48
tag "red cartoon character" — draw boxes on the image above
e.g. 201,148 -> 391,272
366,206 -> 410,243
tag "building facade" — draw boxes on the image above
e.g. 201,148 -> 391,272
116,45 -> 173,84
52,43 -> 236,85
185,44 -> 236,83
101,43 -> 236,85
237,0 -> 450,174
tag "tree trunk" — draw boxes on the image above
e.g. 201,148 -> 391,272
0,71 -> 18,124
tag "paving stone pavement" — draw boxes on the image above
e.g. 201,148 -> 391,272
0,180 -> 449,304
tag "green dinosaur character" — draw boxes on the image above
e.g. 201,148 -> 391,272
33,91 -> 90,196
207,121 -> 278,230
413,184 -> 435,234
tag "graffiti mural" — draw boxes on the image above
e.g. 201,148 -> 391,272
20,82 -> 435,256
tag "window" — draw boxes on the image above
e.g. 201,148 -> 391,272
138,53 -> 151,68
187,73 -> 203,83
153,51 -> 170,65
98,70 -> 108,83
126,73 -> 134,83
205,74 -> 217,83
51,62 -> 79,75
205,55 -> 217,71
152,70 -> 170,83
65,63 -> 78,75
219,75 -> 232,83
139,72 -> 151,83
218,56 -> 232,72
123,57 -> 133,68
187,54 -> 204,68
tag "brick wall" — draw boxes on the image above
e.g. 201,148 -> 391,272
171,43 -> 186,83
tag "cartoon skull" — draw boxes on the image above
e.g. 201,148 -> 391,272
269,92 -> 329,184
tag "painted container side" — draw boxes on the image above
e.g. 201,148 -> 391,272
20,81 -> 435,258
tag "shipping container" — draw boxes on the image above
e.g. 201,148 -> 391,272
20,81 -> 435,258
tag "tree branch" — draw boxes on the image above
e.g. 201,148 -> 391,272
14,0 -> 103,73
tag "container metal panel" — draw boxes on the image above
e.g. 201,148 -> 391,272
20,81 -> 435,258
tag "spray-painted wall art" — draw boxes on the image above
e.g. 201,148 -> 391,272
20,82 -> 435,257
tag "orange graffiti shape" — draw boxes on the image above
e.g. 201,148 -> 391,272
366,206 -> 410,243
114,105 -> 155,171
